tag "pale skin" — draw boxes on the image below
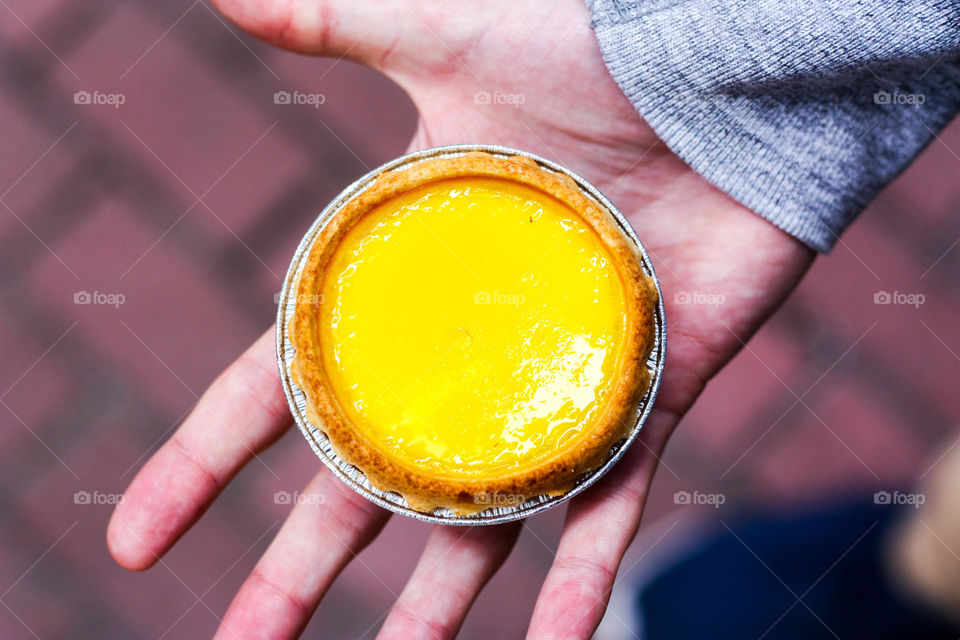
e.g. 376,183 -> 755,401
106,1 -> 816,638
887,437 -> 960,626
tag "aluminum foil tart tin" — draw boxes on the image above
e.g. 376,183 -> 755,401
276,144 -> 666,525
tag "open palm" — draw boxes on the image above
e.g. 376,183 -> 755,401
107,1 -> 815,638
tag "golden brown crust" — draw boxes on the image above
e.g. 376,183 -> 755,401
290,152 -> 658,514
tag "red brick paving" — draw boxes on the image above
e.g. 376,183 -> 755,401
1,1 -> 959,639
0,314 -> 76,450
27,197 -> 262,415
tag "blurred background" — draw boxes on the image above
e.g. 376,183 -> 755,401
2,1 -> 959,638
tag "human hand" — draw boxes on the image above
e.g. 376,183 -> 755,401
107,0 -> 815,637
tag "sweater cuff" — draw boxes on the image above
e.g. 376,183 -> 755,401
587,0 -> 960,252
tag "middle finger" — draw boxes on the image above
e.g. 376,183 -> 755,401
215,470 -> 390,639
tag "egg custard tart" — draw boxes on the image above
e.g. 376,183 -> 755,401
290,151 -> 658,515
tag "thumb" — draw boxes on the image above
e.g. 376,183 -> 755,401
210,0 -> 418,70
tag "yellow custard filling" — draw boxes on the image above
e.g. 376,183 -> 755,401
318,177 -> 628,480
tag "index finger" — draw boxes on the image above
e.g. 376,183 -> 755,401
107,327 -> 291,570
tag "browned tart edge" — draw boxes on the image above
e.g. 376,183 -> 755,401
289,152 -> 659,515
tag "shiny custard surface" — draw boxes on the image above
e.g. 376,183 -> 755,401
319,176 -> 628,479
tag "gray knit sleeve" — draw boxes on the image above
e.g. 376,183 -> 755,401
587,0 -> 960,251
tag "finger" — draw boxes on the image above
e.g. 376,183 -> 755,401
107,327 -> 291,570
209,0 -> 436,71
526,403 -> 681,640
377,522 -> 522,640
215,470 -> 389,640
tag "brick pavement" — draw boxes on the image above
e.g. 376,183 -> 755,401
1,1 -> 958,638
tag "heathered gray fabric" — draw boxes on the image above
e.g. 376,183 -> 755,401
586,0 -> 960,252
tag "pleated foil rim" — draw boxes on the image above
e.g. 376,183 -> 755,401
276,144 -> 666,525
